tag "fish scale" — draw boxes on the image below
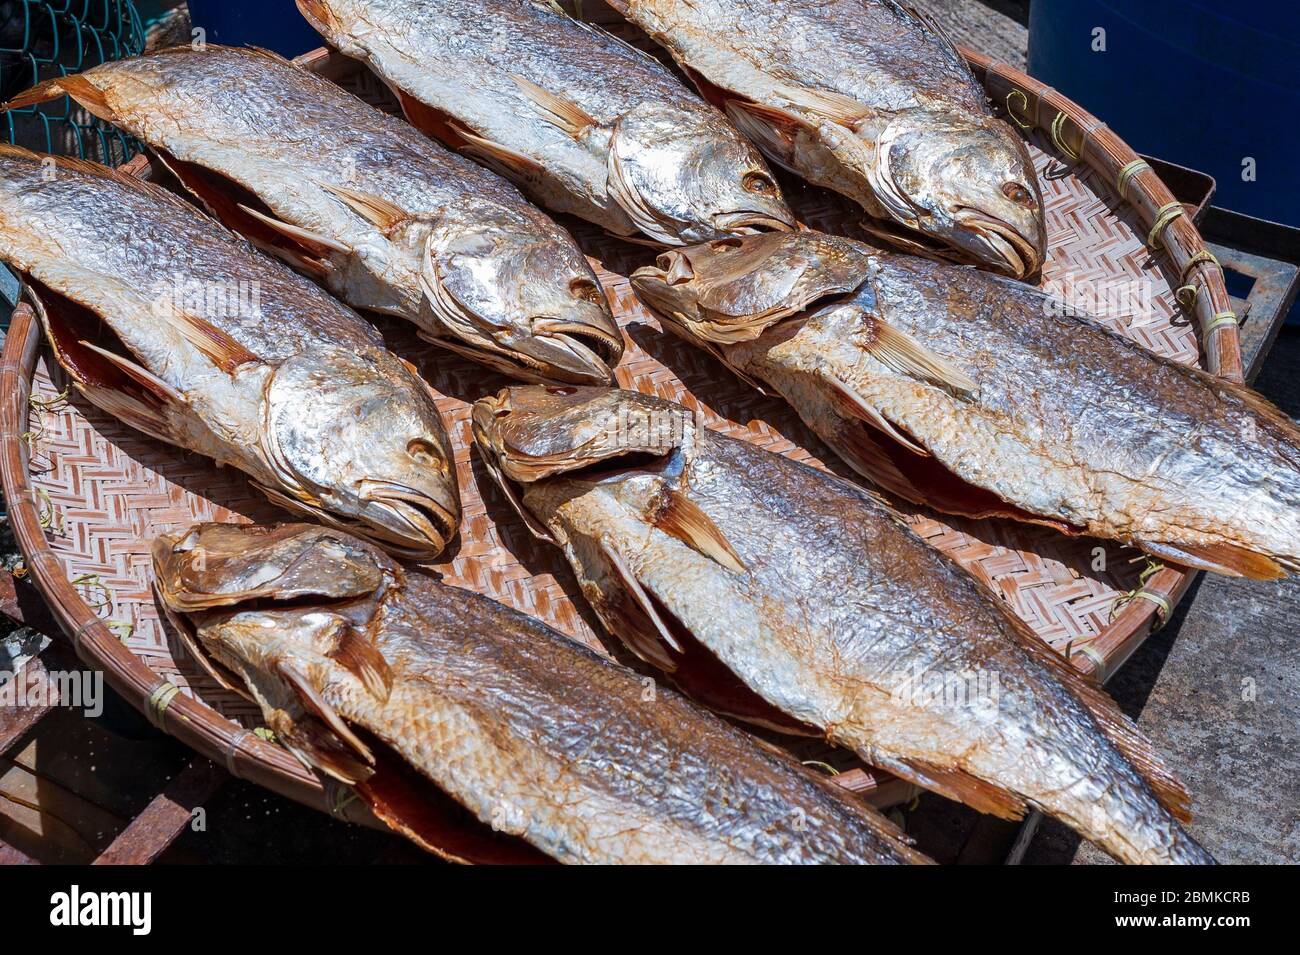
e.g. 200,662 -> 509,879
296,0 -> 795,245
605,0 -> 1046,276
4,44 -> 623,385
154,521 -> 926,864
632,231 -> 1300,580
0,145 -> 461,559
472,384 -> 1216,864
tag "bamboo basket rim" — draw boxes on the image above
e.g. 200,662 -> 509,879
0,46 -> 1239,820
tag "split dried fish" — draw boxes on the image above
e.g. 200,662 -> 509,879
632,231 -> 1300,580
296,0 -> 795,245
6,45 -> 622,383
472,384 -> 1215,864
0,146 -> 459,558
606,0 -> 1045,276
153,521 -> 929,864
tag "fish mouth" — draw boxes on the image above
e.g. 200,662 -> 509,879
953,207 -> 1042,279
528,320 -> 623,384
356,479 -> 460,558
713,211 -> 797,236
434,324 -> 620,386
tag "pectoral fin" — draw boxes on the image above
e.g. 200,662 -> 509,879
327,628 -> 394,702
823,374 -> 930,456
724,100 -> 806,170
165,309 -> 260,374
276,660 -> 375,769
652,489 -> 746,573
854,310 -> 977,398
321,183 -> 408,234
235,203 -> 353,256
509,74 -> 597,138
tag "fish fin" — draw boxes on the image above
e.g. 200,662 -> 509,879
1138,539 -> 1287,581
450,121 -> 546,180
824,417 -> 928,503
824,410 -> 1079,531
4,73 -> 115,122
320,183 -> 408,233
0,143 -> 198,213
74,381 -> 175,445
652,489 -> 746,573
822,374 -> 930,456
276,660 -> 375,769
327,628 -> 394,703
999,614 -> 1193,823
778,85 -> 873,128
597,541 -> 683,668
279,718 -> 374,786
896,2 -> 965,63
152,149 -> 330,276
508,74 -> 597,138
851,309 -> 978,398
724,101 -> 804,169
235,203 -> 352,256
878,754 -> 1027,820
164,309 -> 260,374
295,0 -> 340,34
76,341 -> 185,405
3,76 -> 68,110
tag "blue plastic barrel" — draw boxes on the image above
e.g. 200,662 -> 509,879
1028,0 -> 1300,228
186,0 -> 323,59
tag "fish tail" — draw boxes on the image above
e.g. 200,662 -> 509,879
1001,611 -> 1194,824
1138,539 -> 1288,581
3,77 -> 66,111
5,74 -> 115,123
295,0 -> 340,35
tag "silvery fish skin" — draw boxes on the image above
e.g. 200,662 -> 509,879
153,521 -> 928,864
0,146 -> 459,558
5,45 -> 621,384
472,385 -> 1216,864
605,0 -> 1045,277
296,0 -> 795,245
632,231 -> 1300,580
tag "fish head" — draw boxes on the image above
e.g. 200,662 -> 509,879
473,384 -> 688,484
151,521 -> 389,701
608,105 -> 796,245
260,347 -> 460,559
472,385 -> 689,538
152,522 -> 395,779
630,231 -> 874,341
869,110 -> 1044,279
421,213 -> 622,385
152,522 -> 391,615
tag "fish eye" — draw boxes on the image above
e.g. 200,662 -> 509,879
742,172 -> 776,196
1002,181 -> 1034,205
569,278 -> 605,306
407,438 -> 439,465
709,237 -> 744,252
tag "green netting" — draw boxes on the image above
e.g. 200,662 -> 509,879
1,1 -> 146,164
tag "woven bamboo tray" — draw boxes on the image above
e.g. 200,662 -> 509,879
0,43 -> 1242,824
